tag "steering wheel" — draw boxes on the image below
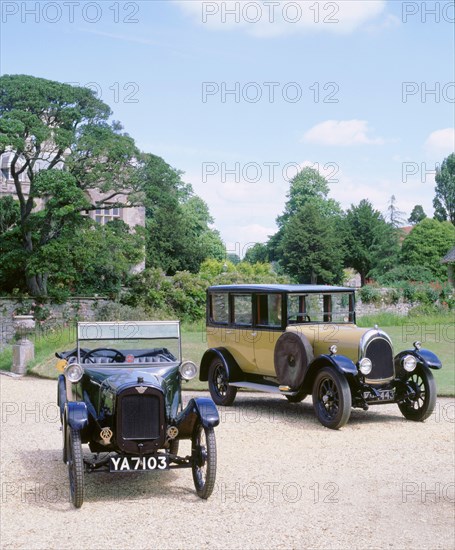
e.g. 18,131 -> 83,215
287,314 -> 311,323
82,348 -> 126,364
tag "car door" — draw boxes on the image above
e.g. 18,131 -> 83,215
226,293 -> 258,373
253,293 -> 284,376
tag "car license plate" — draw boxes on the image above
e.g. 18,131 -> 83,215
363,389 -> 394,401
109,455 -> 169,472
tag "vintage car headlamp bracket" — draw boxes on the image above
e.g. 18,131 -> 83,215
403,354 -> 417,372
64,362 -> 84,383
179,360 -> 198,381
413,341 -> 422,350
358,357 -> 373,376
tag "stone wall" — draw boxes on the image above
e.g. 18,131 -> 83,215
0,298 -> 110,350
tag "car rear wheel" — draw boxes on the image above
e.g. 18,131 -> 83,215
312,367 -> 351,429
398,367 -> 436,422
67,428 -> 84,508
208,358 -> 237,406
192,423 -> 216,499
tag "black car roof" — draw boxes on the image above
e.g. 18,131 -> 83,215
207,284 -> 354,293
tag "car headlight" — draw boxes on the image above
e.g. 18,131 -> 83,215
358,357 -> 373,376
179,360 -> 197,381
64,363 -> 84,383
403,354 -> 417,372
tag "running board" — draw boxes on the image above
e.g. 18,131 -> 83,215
229,381 -> 297,396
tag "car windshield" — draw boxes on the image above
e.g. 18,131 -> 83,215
76,321 -> 181,365
287,293 -> 355,323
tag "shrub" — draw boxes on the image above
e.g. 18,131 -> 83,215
94,302 -> 151,322
377,265 -> 435,285
359,285 -> 382,305
384,288 -> 401,305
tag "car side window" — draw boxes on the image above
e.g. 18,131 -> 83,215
232,294 -> 252,325
256,294 -> 282,327
210,293 -> 229,324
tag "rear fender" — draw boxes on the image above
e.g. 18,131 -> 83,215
174,397 -> 219,439
199,348 -> 243,382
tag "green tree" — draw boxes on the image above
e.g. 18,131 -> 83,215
141,154 -> 224,274
0,74 -> 142,296
401,218 -> 455,280
433,153 -> 455,224
244,243 -> 269,264
342,200 -> 400,285
408,205 -> 427,225
280,202 -> 344,284
385,195 -> 406,228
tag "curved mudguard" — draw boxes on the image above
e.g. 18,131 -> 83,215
395,348 -> 442,378
303,354 -> 358,392
199,348 -> 243,382
66,401 -> 88,431
175,397 -> 219,439
57,375 -> 67,421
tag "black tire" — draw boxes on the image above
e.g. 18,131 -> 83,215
398,367 -> 437,422
274,332 -> 314,389
67,428 -> 84,508
285,388 -> 308,403
208,358 -> 237,406
62,421 -> 67,464
312,367 -> 351,429
191,424 -> 217,499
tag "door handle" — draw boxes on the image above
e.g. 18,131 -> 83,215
250,332 -> 257,337
226,330 -> 233,334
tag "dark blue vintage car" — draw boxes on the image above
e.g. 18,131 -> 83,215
56,321 -> 219,507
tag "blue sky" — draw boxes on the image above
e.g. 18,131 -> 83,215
1,0 -> 454,255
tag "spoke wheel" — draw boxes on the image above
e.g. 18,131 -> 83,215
208,359 -> 237,406
312,367 -> 351,429
191,424 -> 217,499
398,367 -> 436,422
67,428 -> 84,508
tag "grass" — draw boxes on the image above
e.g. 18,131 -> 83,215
1,315 -> 453,395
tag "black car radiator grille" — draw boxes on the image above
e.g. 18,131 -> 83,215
120,394 -> 161,440
365,338 -> 394,381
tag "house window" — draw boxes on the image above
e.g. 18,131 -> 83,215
1,167 -> 10,181
95,207 -> 121,225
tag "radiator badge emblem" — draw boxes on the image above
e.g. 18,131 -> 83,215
135,386 -> 146,394
100,427 -> 113,445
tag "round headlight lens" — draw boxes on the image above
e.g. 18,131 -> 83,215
359,357 -> 373,376
179,360 -> 197,381
403,354 -> 417,372
64,363 -> 83,383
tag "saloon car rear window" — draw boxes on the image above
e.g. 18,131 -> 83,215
210,293 -> 229,324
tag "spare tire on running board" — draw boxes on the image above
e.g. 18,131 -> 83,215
274,331 -> 314,389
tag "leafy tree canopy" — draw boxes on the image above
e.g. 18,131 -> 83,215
401,218 -> 455,280
433,153 -> 455,224
408,204 -> 427,225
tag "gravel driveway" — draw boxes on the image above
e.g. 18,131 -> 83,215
1,375 -> 454,550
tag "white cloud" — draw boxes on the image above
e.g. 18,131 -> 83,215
302,120 -> 385,146
175,1 -> 387,37
424,128 -> 455,157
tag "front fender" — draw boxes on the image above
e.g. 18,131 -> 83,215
57,375 -> 66,422
174,397 -> 219,439
66,401 -> 88,431
395,348 -> 442,378
199,348 -> 243,382
303,354 -> 358,392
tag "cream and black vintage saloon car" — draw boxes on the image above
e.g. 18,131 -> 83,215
57,321 -> 219,507
200,284 -> 442,429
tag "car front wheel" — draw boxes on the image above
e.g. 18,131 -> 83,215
192,423 -> 216,499
208,358 -> 237,406
67,427 -> 84,508
398,367 -> 436,422
312,367 -> 351,429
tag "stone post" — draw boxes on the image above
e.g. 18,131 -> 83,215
12,315 -> 35,376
